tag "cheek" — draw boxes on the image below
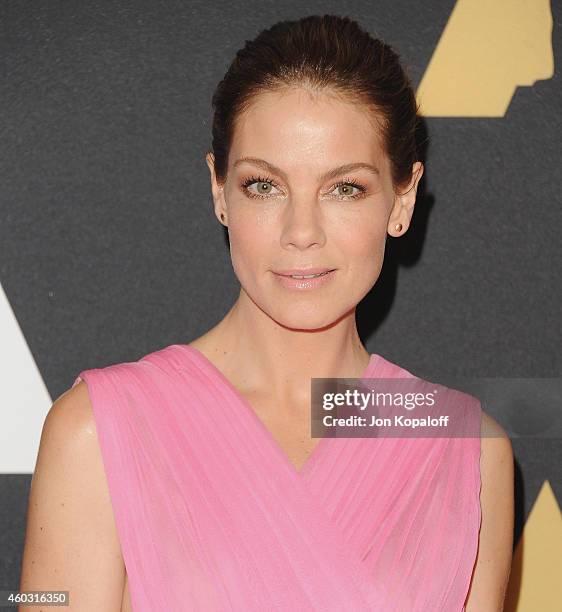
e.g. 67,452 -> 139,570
227,210 -> 275,274
334,208 -> 388,261
341,229 -> 386,284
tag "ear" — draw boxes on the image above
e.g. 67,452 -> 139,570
206,152 -> 228,226
388,161 -> 424,237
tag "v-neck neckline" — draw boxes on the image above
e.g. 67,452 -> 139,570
172,343 -> 382,478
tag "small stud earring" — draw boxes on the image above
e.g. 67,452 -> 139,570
220,213 -> 225,222
395,223 -> 403,232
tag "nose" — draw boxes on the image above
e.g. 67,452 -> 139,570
279,196 -> 327,251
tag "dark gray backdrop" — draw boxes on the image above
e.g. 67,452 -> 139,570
1,0 -> 560,595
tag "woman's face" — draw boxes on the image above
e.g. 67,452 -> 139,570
207,87 -> 423,330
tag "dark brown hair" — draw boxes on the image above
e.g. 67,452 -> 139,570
210,14 -> 421,192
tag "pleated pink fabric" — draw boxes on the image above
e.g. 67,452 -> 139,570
71,344 -> 482,611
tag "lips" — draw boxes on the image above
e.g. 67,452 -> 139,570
273,267 -> 336,277
289,271 -> 331,279
272,268 -> 337,290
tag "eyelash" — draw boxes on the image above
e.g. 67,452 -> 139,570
240,174 -> 368,201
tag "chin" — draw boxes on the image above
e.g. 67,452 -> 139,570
268,303 -> 351,332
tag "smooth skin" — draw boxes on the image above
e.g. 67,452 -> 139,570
465,415 -> 514,611
19,381 -> 132,611
20,85 -> 513,610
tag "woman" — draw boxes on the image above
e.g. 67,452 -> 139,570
20,14 -> 514,611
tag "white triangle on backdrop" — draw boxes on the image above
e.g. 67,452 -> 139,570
0,282 -> 53,473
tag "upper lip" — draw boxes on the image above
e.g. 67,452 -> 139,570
273,268 -> 336,276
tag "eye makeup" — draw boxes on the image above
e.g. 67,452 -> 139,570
240,174 -> 282,199
239,174 -> 369,201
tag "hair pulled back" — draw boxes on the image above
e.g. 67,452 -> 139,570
210,14 -> 421,192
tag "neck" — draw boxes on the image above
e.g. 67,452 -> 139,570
193,289 -> 371,406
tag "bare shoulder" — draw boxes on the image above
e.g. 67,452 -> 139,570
32,380 -> 107,501
19,380 -> 126,610
480,409 -> 510,440
479,408 -> 514,515
464,409 -> 514,611
480,410 -> 514,481
46,379 -> 97,438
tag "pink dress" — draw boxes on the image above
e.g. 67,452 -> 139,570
71,344 -> 482,611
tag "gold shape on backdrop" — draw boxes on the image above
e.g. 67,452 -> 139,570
416,0 -> 554,117
504,480 -> 562,611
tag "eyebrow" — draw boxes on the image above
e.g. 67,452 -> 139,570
233,157 -> 379,182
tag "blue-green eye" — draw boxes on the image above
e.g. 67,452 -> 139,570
239,175 -> 367,201
241,175 -> 282,199
329,180 -> 367,200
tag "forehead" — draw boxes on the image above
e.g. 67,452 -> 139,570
230,87 -> 386,171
